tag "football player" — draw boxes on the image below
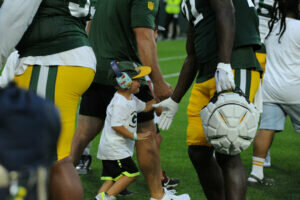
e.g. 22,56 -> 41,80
1,0 -> 97,200
248,0 -> 300,185
69,0 -> 190,200
154,0 -> 262,199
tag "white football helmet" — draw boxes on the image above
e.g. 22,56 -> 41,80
200,91 -> 259,155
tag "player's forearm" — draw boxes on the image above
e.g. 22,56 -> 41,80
172,56 -> 197,103
172,25 -> 197,103
135,28 -> 165,85
112,126 -> 135,140
210,0 -> 235,63
0,0 -> 42,67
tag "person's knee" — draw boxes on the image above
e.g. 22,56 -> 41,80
50,161 -> 83,200
76,116 -> 103,137
216,153 -> 242,169
188,146 -> 214,163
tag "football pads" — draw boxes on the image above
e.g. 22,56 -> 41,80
200,90 -> 259,155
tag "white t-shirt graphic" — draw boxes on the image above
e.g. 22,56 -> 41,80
97,92 -> 146,160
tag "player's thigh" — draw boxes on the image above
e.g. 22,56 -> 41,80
79,82 -> 116,121
187,78 -> 216,147
259,102 -> 286,131
234,69 -> 260,102
55,66 -> 95,160
14,65 -> 95,160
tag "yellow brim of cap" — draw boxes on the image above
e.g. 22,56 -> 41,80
132,66 -> 152,79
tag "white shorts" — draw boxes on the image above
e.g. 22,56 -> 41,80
259,102 -> 300,133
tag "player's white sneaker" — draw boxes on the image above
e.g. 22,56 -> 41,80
150,188 -> 190,200
264,151 -> 271,167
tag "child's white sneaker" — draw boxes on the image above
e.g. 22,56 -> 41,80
94,192 -> 116,200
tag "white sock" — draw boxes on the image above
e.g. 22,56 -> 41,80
250,156 -> 265,180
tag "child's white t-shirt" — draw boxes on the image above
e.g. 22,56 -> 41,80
97,92 -> 146,160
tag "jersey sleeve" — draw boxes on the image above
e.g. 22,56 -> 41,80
110,101 -> 129,127
0,0 -> 42,67
131,0 -> 158,30
133,96 -> 146,113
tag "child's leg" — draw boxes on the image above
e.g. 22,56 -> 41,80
106,176 -> 137,196
98,180 -> 114,193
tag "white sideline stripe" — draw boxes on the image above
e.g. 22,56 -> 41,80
159,55 -> 186,62
163,72 -> 180,79
159,55 -> 185,79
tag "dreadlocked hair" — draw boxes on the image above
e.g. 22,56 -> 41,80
266,0 -> 299,43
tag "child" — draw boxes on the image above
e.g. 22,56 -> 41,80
95,61 -> 155,200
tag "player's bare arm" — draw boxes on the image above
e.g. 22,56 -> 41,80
171,25 -> 197,103
210,0 -> 235,63
134,27 -> 172,101
112,126 -> 151,141
211,0 -> 236,92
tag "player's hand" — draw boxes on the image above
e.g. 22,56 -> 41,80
214,63 -> 235,92
137,131 -> 152,141
153,97 -> 178,130
153,81 -> 173,101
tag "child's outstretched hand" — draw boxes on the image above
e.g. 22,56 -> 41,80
137,131 -> 152,141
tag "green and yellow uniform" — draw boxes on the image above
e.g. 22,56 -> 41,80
181,0 -> 262,146
255,0 -> 274,72
14,0 -> 97,160
90,0 -> 158,86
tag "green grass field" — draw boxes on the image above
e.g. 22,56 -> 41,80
81,39 -> 300,200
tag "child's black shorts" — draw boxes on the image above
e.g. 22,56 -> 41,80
101,157 -> 139,181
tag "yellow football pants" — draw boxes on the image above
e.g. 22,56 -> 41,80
14,65 -> 95,160
186,69 -> 260,146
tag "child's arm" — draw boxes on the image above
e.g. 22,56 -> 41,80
112,126 -> 151,141
144,99 -> 156,112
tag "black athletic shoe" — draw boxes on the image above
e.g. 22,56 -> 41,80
76,154 -> 92,175
117,188 -> 134,197
161,171 -> 180,189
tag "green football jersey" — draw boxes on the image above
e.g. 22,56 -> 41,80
16,0 -> 96,57
89,0 -> 158,85
181,0 -> 262,82
181,0 -> 261,63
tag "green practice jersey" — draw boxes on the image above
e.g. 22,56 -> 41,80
181,0 -> 262,82
16,0 -> 96,57
182,0 -> 261,63
89,0 -> 158,85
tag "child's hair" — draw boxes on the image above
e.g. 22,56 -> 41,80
266,0 -> 299,42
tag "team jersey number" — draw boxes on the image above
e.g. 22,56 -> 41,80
181,0 -> 203,26
181,0 -> 256,26
69,0 -> 96,19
